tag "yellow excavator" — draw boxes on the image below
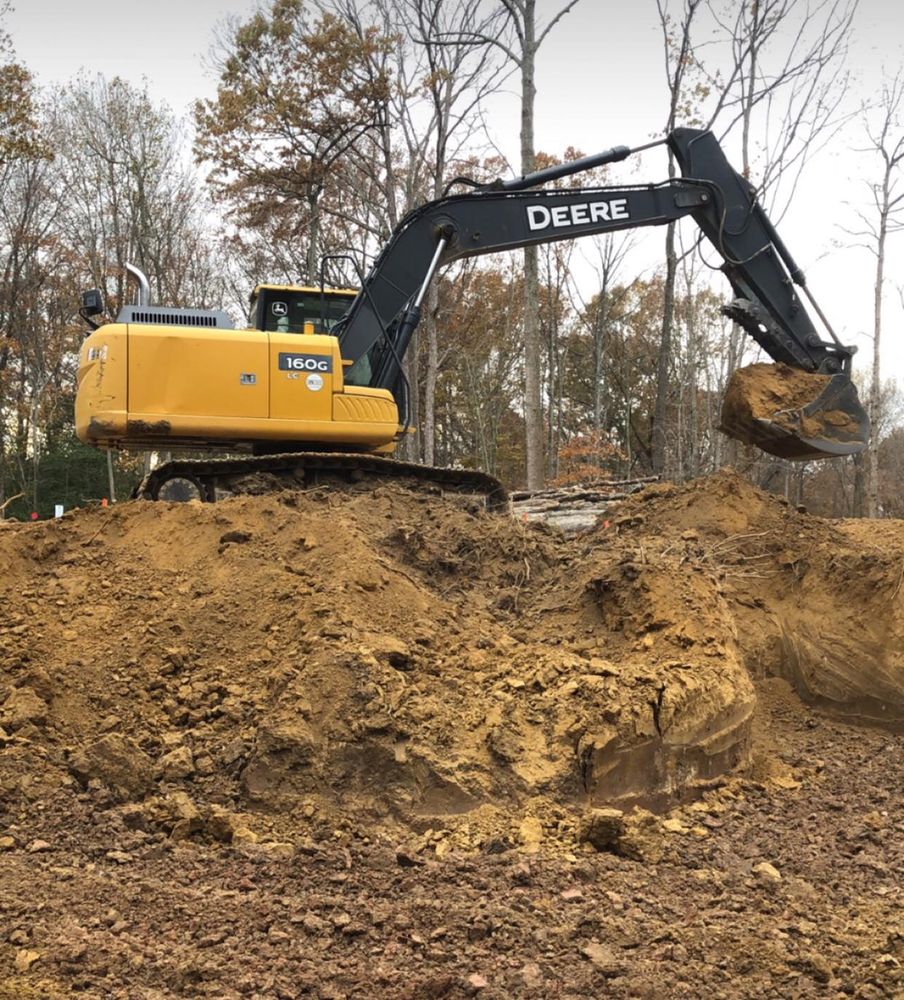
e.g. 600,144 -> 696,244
76,127 -> 869,504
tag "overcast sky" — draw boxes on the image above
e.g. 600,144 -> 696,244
7,0 -> 904,381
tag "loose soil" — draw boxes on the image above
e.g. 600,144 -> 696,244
721,363 -> 863,446
0,472 -> 901,998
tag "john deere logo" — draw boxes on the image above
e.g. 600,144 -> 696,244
271,301 -> 288,317
526,199 -> 630,231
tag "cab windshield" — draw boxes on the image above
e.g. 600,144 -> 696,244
253,288 -> 355,334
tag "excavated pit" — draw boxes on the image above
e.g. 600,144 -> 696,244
1,471 -> 902,852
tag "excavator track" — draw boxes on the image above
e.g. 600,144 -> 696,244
134,452 -> 510,512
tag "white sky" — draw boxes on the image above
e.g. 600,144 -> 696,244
7,0 -> 904,385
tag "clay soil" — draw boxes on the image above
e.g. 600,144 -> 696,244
721,363 -> 862,444
0,472 -> 902,999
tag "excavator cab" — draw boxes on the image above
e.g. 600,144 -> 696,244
249,284 -> 357,335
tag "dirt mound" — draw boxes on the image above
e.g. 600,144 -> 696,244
0,472 -> 901,851
2,473 -> 903,998
596,474 -> 904,722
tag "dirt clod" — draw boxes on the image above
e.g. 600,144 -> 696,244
68,735 -> 154,801
13,950 -> 40,973
0,687 -> 48,730
752,860 -> 782,883
578,807 -> 625,850
580,941 -> 627,977
157,745 -> 194,780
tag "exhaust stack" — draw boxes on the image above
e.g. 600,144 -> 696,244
125,263 -> 151,306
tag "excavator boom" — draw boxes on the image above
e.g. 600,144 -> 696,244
336,127 -> 867,460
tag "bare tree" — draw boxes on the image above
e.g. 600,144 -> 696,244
0,10 -> 53,511
653,0 -> 702,477
0,150 -> 67,511
539,228 -> 574,479
51,76 -> 224,313
843,73 -> 904,517
704,0 -> 857,216
570,230 -> 635,438
502,1 -> 582,489
405,0 -> 509,465
433,0 -> 581,488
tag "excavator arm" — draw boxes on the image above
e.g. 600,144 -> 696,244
336,126 -> 867,460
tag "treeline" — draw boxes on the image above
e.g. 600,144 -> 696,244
0,0 -> 902,520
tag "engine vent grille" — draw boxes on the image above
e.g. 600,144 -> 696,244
133,311 -> 216,327
116,305 -> 235,329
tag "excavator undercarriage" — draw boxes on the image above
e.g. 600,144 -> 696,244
136,451 -> 509,511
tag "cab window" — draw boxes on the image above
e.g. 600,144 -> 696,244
257,289 -> 354,334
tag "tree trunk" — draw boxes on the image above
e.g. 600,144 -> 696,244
652,0 -> 698,478
521,1 -> 544,490
867,206 -> 887,518
686,298 -> 699,478
421,69 -> 451,468
592,294 -> 607,433
652,220 -> 677,475
852,451 -> 866,517
306,188 -> 321,284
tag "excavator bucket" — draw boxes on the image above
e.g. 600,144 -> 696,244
720,363 -> 869,461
